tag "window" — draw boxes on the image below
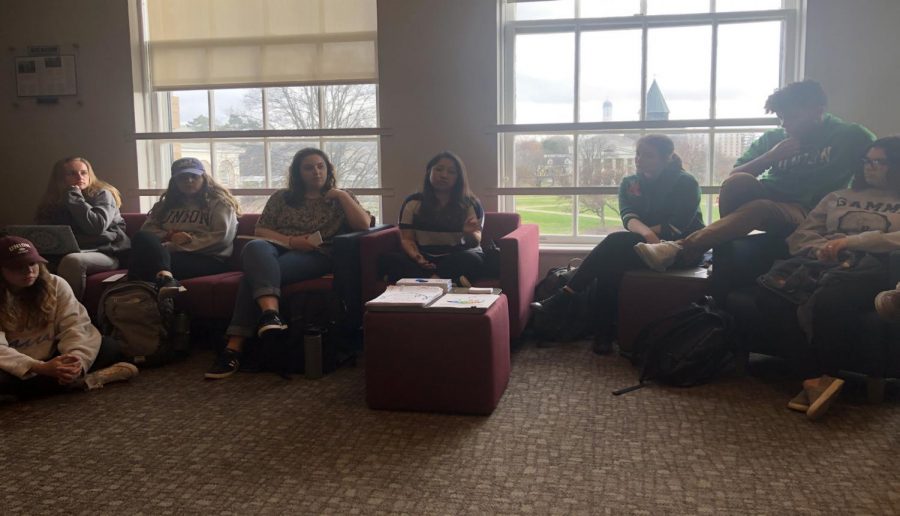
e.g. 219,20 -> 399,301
132,0 -> 384,220
499,0 -> 803,242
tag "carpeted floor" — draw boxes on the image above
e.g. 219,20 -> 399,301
1,341 -> 899,515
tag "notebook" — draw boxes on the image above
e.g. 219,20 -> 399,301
365,285 -> 445,310
5,225 -> 98,255
426,293 -> 500,313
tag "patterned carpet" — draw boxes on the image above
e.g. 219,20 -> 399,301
1,342 -> 898,515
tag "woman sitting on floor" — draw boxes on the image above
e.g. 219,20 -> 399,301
205,148 -> 371,379
378,151 -> 486,287
34,157 -> 130,300
757,136 -> 900,420
129,157 -> 240,295
0,236 -> 137,399
530,134 -> 704,354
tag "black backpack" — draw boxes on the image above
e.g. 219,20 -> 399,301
530,260 -> 599,343
97,280 -> 187,367
614,296 -> 734,394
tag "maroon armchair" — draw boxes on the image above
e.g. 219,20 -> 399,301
358,212 -> 540,342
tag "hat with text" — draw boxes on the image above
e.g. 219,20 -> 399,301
0,236 -> 48,268
171,157 -> 206,176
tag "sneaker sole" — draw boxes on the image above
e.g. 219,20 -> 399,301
806,378 -> 845,420
633,244 -> 668,273
204,369 -> 238,380
257,324 -> 288,338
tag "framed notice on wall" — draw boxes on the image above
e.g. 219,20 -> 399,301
15,55 -> 78,97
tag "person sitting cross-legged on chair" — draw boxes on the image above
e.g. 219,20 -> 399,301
633,80 -> 875,273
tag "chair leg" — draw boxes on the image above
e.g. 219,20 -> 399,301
866,376 -> 886,404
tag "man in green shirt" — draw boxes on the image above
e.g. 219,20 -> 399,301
634,80 -> 875,271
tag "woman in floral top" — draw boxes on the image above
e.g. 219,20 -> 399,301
530,135 -> 703,354
205,148 -> 370,379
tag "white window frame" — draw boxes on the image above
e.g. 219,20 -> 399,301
129,0 -> 390,215
497,0 -> 806,244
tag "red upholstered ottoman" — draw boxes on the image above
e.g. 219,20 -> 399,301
364,294 -> 510,415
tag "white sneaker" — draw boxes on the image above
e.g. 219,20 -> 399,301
874,282 -> 900,321
633,241 -> 682,272
84,362 -> 139,391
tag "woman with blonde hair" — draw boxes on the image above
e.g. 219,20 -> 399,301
0,236 -> 137,398
35,157 -> 130,299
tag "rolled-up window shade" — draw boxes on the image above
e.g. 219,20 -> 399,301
147,0 -> 377,90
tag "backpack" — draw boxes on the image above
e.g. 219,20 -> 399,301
614,296 -> 734,394
97,280 -> 185,367
530,260 -> 599,343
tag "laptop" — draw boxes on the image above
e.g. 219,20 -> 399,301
5,225 -> 98,255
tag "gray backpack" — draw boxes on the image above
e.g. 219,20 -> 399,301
97,280 -> 184,366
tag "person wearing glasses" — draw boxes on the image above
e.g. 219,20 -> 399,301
751,137 -> 900,420
35,157 -> 131,299
128,158 -> 240,294
633,80 -> 875,272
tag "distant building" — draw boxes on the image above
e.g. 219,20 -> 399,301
645,79 -> 670,121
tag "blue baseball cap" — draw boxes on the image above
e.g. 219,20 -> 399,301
171,157 -> 206,176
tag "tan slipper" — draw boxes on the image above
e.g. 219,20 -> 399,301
805,375 -> 845,421
787,389 -> 809,412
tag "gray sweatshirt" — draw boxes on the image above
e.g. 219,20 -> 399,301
0,275 -> 101,378
56,188 -> 130,252
787,187 -> 900,257
140,198 -> 238,259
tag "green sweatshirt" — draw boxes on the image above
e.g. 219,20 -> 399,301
736,113 -> 875,210
618,167 -> 704,240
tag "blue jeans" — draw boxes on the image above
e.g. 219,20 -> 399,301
226,240 -> 333,337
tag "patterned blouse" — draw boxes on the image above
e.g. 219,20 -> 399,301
256,189 -> 366,252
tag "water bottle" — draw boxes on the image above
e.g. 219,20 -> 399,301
304,326 -> 324,379
173,312 -> 191,352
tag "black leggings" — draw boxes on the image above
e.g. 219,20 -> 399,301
0,336 -> 125,397
128,230 -> 230,282
379,248 -> 486,284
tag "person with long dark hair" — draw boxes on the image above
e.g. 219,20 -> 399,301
530,134 -> 704,354
379,151 -> 486,287
128,158 -> 240,294
35,157 -> 130,299
205,148 -> 370,379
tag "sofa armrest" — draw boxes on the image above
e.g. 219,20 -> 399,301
332,224 -> 392,328
497,223 -> 540,340
359,226 -> 402,303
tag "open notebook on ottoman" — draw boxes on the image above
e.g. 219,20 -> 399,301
366,285 -> 500,313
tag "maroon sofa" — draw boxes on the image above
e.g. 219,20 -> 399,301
358,212 -> 540,342
83,214 -> 385,327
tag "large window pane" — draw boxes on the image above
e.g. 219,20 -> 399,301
646,0 -> 710,15
647,26 -> 712,120
713,131 -> 764,185
356,195 -> 382,224
515,33 -> 575,124
324,139 -> 380,189
716,0 -> 782,12
577,134 -> 638,186
514,0 -> 574,20
577,195 -> 622,236
265,86 -> 319,130
580,30 -> 642,122
235,196 -> 270,214
324,85 -> 377,129
147,142 -> 212,189
509,195 -> 574,236
580,0 -> 640,18
509,135 -> 574,187
716,22 -> 782,118
165,90 -> 209,132
214,141 -> 265,188
212,88 -> 263,131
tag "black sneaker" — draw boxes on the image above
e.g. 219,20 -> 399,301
257,310 -> 288,338
156,275 -> 184,300
205,348 -> 241,379
530,289 -> 573,316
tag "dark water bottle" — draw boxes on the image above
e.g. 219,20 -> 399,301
173,312 -> 191,352
304,325 -> 323,379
